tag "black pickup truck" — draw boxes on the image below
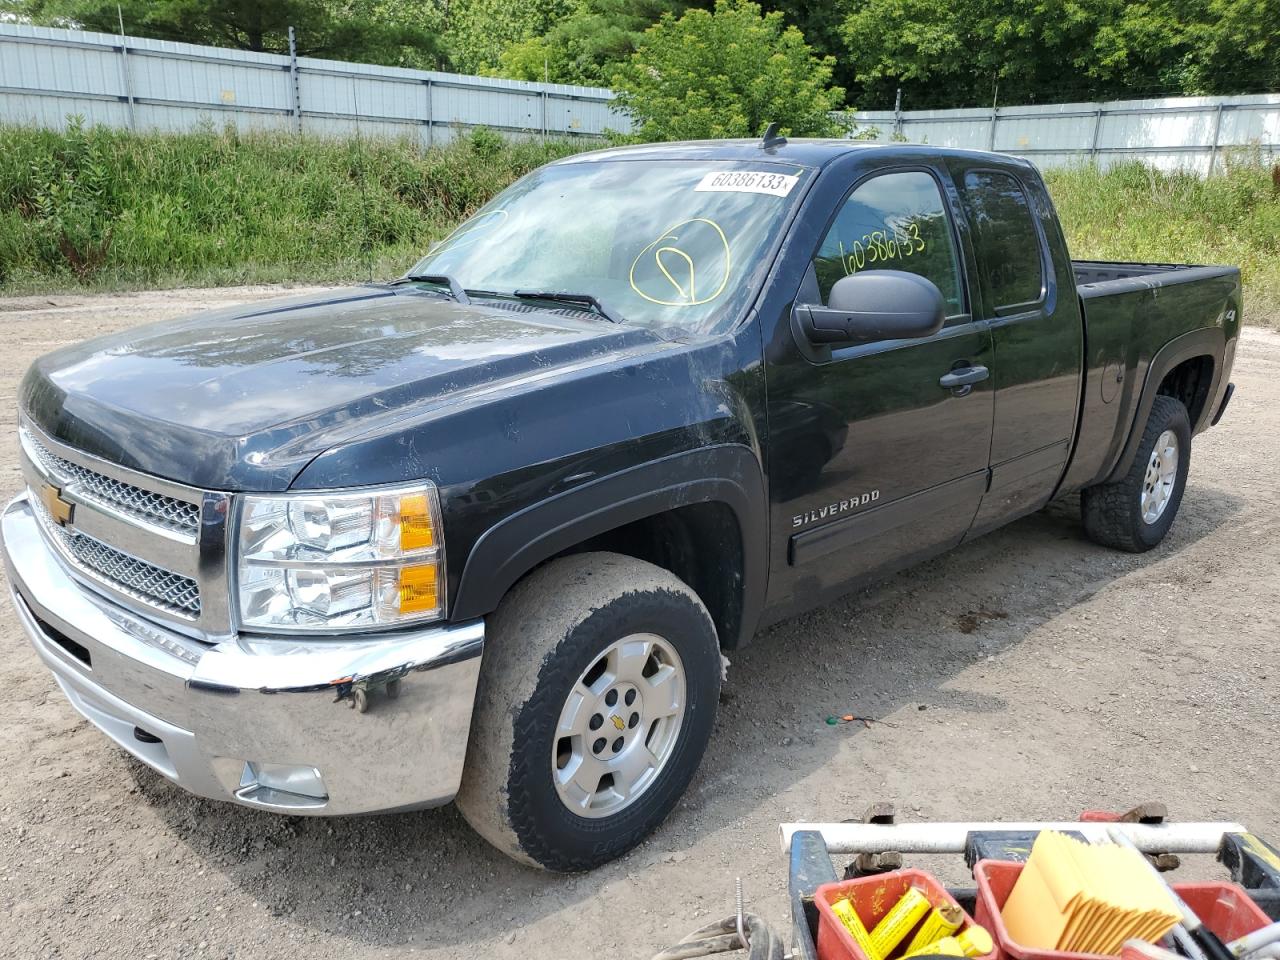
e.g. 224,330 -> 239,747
3,138 -> 1239,872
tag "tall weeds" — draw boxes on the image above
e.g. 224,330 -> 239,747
2,122 -> 1277,326
1045,156 -> 1280,325
0,120 -> 581,290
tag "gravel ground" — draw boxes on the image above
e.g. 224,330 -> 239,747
0,286 -> 1277,960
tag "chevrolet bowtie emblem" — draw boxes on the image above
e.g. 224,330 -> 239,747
610,715 -> 625,731
39,482 -> 75,527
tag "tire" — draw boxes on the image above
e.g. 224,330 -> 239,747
454,552 -> 721,871
1082,395 -> 1192,552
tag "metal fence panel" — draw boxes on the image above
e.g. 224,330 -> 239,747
7,21 -> 1276,174
851,93 -> 1280,173
0,22 -> 628,142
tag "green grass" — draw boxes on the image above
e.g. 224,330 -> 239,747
2,122 -> 1277,327
0,120 -> 583,293
1045,158 -> 1280,327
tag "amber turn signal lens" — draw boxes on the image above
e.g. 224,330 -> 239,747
398,564 -> 439,614
399,493 -> 435,550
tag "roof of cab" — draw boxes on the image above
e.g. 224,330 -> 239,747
551,138 -> 1033,171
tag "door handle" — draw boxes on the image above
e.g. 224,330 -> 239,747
939,365 -> 990,391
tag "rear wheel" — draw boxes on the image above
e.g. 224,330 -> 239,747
455,552 -> 721,871
1082,395 -> 1192,552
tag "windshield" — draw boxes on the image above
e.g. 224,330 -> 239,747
408,158 -> 811,331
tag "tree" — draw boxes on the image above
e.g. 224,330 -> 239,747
840,0 -> 1125,109
1096,0 -> 1279,96
444,0 -> 573,74
611,0 -> 847,142
757,0 -> 854,92
1200,0 -> 1280,93
839,0 -> 1280,110
493,0 -> 688,86
3,0 -> 443,65
344,0 -> 452,69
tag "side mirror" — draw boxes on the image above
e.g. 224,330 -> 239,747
795,270 -> 946,346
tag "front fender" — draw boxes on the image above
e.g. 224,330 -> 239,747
451,444 -> 767,648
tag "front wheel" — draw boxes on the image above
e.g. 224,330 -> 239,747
455,552 -> 721,871
1082,395 -> 1192,552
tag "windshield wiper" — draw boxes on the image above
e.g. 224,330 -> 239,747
512,290 -> 623,324
395,273 -> 471,304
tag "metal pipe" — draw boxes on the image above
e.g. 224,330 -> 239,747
287,26 -> 303,134
424,77 -> 433,148
855,104 -> 1275,126
116,4 -> 136,131
1230,922 -> 1280,957
778,821 -> 1247,854
1208,102 -> 1225,176
735,876 -> 749,949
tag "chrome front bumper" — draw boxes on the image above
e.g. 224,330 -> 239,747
2,493 -> 484,815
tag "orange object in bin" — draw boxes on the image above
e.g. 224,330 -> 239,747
973,860 -> 1273,960
815,869 -> 997,960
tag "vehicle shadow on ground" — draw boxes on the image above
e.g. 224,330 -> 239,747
128,483 -> 1243,948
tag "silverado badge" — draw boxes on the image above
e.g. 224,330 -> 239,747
792,490 -> 880,528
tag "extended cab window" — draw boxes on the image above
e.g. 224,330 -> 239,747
813,171 -> 963,315
960,170 -> 1044,309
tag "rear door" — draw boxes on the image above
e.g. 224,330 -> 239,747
763,164 -> 995,615
947,162 -> 1084,534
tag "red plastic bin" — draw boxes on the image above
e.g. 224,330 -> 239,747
815,868 -> 998,960
973,860 -> 1272,960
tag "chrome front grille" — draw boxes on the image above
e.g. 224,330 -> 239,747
19,419 -> 230,635
25,432 -> 201,534
31,496 -> 202,618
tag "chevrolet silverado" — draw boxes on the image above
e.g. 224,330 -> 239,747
2,137 -> 1239,871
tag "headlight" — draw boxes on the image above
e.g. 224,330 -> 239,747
235,484 -> 444,633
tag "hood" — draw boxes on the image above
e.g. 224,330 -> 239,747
22,286 -> 669,490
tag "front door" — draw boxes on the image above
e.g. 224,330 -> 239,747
764,166 -> 995,618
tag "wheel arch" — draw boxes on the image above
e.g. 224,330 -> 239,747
1156,354 -> 1216,430
1104,327 -> 1224,484
451,445 -> 767,650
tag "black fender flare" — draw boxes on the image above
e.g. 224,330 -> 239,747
1104,326 -> 1225,484
451,444 -> 768,649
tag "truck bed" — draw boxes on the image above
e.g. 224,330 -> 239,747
1061,259 -> 1240,496
1073,259 -> 1235,290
